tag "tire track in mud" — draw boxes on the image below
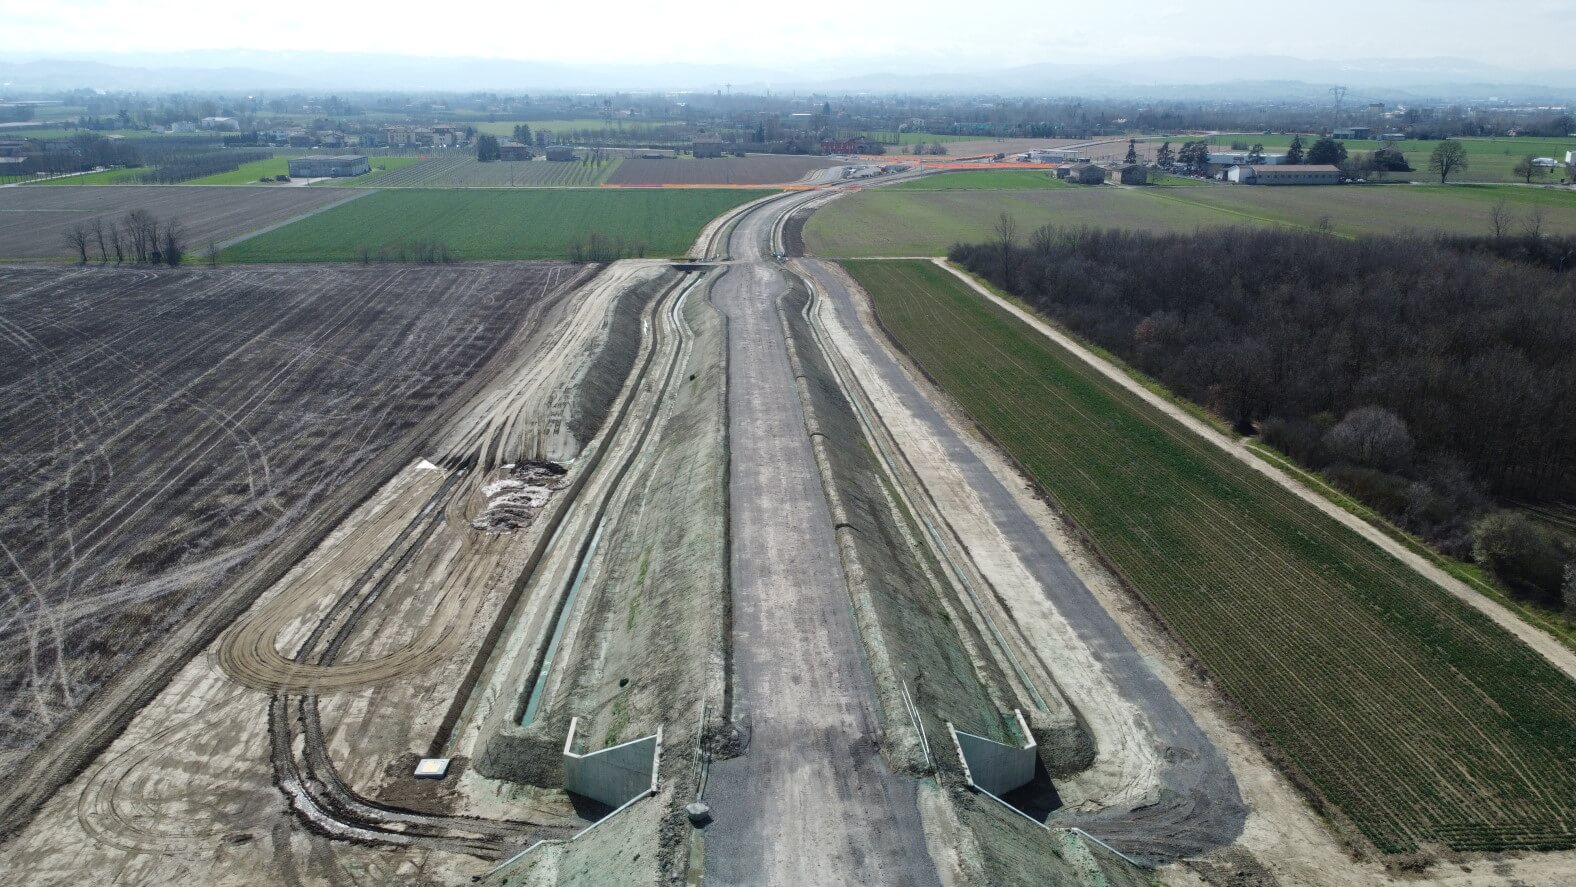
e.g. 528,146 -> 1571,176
0,264 -> 587,844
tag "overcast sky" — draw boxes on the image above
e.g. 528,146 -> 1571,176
1,0 -> 1571,71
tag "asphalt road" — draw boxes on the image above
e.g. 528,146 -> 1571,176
700,194 -> 942,887
798,256 -> 1247,860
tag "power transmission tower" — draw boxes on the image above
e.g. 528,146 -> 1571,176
1330,86 -> 1348,128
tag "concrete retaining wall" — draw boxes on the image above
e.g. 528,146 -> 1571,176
563,717 -> 662,809
949,710 -> 1036,797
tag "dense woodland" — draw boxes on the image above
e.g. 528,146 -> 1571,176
953,227 -> 1576,605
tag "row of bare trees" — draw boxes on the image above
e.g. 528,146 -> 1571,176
62,210 -> 188,266
952,222 -> 1576,602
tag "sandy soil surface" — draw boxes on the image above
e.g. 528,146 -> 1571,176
0,261 -> 670,885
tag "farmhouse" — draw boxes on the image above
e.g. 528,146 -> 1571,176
286,155 -> 371,178
545,145 -> 576,162
1208,151 -> 1288,171
692,136 -> 725,158
498,140 -> 533,161
1227,164 -> 1341,185
1106,163 -> 1148,185
1058,163 -> 1107,185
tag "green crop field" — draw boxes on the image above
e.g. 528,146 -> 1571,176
321,154 -> 620,187
26,166 -> 148,185
184,156 -> 295,184
887,170 -> 1072,191
847,258 -> 1576,855
220,188 -> 766,262
806,184 -> 1576,256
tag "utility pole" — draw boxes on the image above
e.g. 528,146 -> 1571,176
1330,85 -> 1348,129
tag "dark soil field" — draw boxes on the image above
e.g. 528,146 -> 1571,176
606,155 -> 840,185
0,262 -> 575,773
0,186 -> 361,260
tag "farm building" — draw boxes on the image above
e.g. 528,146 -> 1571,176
1532,157 -> 1558,168
1207,151 -> 1288,170
1227,164 -> 1341,185
692,137 -> 725,158
286,155 -> 371,178
1106,163 -> 1148,185
200,116 -> 239,131
1332,127 -> 1372,139
1567,151 -> 1575,165
545,145 -> 576,162
498,140 -> 533,161
1058,164 -> 1107,185
1026,149 -> 1089,163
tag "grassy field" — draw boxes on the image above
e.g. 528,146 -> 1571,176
848,258 -> 1576,854
220,188 -> 766,262
321,154 -> 620,187
184,156 -> 294,185
805,184 -> 1576,255
886,170 -> 1071,191
26,166 -> 148,186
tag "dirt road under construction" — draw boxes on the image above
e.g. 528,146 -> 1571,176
699,193 -> 943,887
10,154 -> 1573,887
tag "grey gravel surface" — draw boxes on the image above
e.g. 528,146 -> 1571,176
700,194 -> 942,887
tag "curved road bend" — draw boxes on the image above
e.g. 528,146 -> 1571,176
797,257 -> 1247,860
700,193 -> 942,887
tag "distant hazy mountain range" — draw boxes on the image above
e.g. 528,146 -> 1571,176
2,51 -> 1572,101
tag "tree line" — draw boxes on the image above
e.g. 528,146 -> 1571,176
63,209 -> 189,266
952,222 -> 1576,608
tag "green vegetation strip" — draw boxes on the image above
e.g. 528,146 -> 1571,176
886,170 -> 1072,191
846,258 -> 1576,855
219,188 -> 768,262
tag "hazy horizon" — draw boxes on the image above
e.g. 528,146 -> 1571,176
4,0 -> 1573,73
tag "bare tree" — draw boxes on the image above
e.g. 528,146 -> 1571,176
993,212 -> 1018,290
1488,198 -> 1513,238
207,240 -> 219,268
1564,563 -> 1576,627
160,219 -> 187,267
124,209 -> 158,263
1523,205 -> 1545,239
109,225 -> 125,264
89,217 -> 108,263
63,223 -> 90,264
1512,155 -> 1542,184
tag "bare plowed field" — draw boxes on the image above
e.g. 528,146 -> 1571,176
0,186 -> 360,260
0,263 -> 573,777
607,155 -> 840,185
323,155 -> 621,188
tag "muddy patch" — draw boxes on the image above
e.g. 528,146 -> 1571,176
472,461 -> 571,533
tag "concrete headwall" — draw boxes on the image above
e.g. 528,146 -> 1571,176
563,718 -> 661,809
949,710 -> 1036,797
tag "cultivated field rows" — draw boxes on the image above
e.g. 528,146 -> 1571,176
0,186 -> 359,259
849,259 -> 1576,855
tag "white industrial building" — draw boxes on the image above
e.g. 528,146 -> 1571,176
1227,164 -> 1341,185
1208,151 -> 1289,167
